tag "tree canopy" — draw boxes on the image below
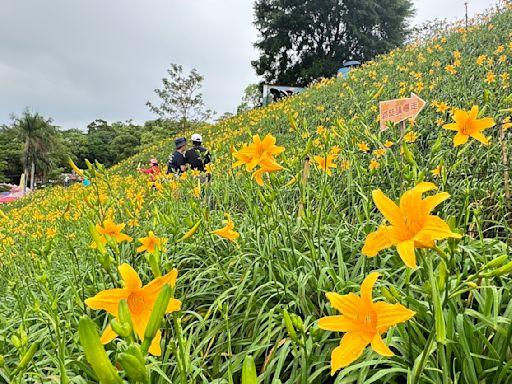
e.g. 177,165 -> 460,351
146,63 -> 213,129
252,0 -> 414,86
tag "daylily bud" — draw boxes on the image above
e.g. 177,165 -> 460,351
94,160 -> 106,173
141,284 -> 171,354
483,255 -> 509,270
242,355 -> 257,384
438,262 -> 447,291
84,196 -> 94,208
37,273 -> 48,285
118,346 -> 149,384
302,137 -> 313,157
118,299 -> 133,334
257,191 -> 267,204
482,261 -> 512,277
88,224 -> 107,256
401,142 -> 417,167
177,220 -> 201,242
417,170 -> 425,183
0,355 -> 4,368
288,114 -> 298,131
291,314 -> 304,333
389,285 -> 401,299
11,335 -> 21,349
84,159 -> 94,171
146,250 -> 161,278
111,319 -> 131,339
282,309 -> 298,343
78,316 -> 122,384
380,286 -> 397,303
68,158 -> 84,177
12,342 -> 39,375
483,89 -> 491,104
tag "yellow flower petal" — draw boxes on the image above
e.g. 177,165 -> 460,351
142,268 -> 178,298
362,226 -> 392,257
453,133 -> 469,146
318,315 -> 361,332
421,192 -> 450,215
252,168 -> 265,186
118,264 -> 142,290
411,182 -> 437,194
325,292 -> 362,316
100,324 -> 118,344
166,298 -> 182,313
452,109 -> 468,124
374,301 -> 416,333
470,131 -> 489,145
371,333 -> 394,356
84,288 -> 128,316
442,122 -> 460,131
360,272 -> 380,304
468,105 -> 479,120
372,190 -> 402,226
473,117 -> 495,131
330,332 -> 369,375
148,330 -> 162,356
396,240 -> 416,268
415,216 -> 462,242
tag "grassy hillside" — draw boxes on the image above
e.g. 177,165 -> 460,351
1,5 -> 512,383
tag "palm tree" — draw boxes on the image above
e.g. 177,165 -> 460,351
13,110 -> 57,191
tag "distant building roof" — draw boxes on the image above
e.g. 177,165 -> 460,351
343,60 -> 361,67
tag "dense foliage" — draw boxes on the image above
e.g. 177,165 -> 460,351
252,0 -> 413,85
0,118 -> 198,185
1,5 -> 512,383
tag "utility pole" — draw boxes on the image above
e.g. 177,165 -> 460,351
465,2 -> 469,30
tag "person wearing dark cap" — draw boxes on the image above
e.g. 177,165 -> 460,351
185,133 -> 211,173
167,137 -> 187,175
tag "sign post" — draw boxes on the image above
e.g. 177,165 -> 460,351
379,93 -> 426,132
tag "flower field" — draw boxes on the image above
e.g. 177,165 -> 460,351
2,6 -> 512,384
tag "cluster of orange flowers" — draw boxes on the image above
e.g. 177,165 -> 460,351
320,182 -> 462,373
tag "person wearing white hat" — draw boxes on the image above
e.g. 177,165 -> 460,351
185,133 -> 211,173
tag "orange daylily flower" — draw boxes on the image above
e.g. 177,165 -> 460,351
212,216 -> 240,241
357,142 -> 369,152
369,159 -> 380,170
96,219 -> 133,243
403,131 -> 418,143
252,160 -> 283,186
362,182 -> 462,268
137,231 -> 163,254
232,134 -> 284,186
443,106 -> 495,146
84,264 -> 181,356
313,154 -> 337,176
319,272 -> 415,374
232,134 -> 284,171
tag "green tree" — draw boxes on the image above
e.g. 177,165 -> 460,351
252,0 -> 414,85
61,128 -> 89,169
237,83 -> 262,114
13,110 -> 58,190
86,119 -> 117,167
0,126 -> 23,183
146,63 -> 209,130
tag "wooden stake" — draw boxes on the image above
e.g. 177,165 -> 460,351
298,156 -> 310,219
500,124 -> 511,201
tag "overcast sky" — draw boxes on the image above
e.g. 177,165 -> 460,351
0,0 -> 498,130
